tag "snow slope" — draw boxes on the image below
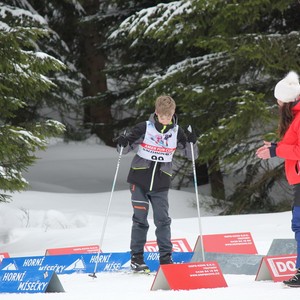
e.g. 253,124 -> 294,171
0,138 -> 297,299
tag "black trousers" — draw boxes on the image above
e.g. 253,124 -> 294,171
129,184 -> 172,257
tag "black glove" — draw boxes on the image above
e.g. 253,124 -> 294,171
187,131 -> 197,144
117,134 -> 128,147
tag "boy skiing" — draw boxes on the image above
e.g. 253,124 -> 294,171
116,95 -> 198,272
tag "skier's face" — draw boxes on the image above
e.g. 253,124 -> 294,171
156,111 -> 174,125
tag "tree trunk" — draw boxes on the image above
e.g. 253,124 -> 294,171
195,162 -> 209,185
79,0 -> 114,146
208,158 -> 225,200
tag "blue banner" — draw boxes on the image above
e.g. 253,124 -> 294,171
0,252 -> 193,274
0,270 -> 64,293
0,252 -> 130,274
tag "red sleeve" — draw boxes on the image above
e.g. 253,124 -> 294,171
276,117 -> 300,160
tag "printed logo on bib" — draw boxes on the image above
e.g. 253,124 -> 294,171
137,122 -> 178,162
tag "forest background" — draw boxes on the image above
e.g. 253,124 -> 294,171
1,0 -> 300,214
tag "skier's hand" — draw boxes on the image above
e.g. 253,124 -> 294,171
117,134 -> 128,147
187,131 -> 197,144
256,147 -> 271,159
256,141 -> 271,159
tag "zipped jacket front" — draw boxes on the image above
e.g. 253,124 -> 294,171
118,113 -> 198,191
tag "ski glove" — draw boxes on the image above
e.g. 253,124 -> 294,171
117,134 -> 128,147
187,131 -> 197,144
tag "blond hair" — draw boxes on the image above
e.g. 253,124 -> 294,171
155,95 -> 176,115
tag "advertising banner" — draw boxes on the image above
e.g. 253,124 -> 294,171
151,261 -> 227,291
256,254 -> 297,282
0,252 -> 193,274
144,238 -> 192,252
194,232 -> 257,255
0,270 -> 64,293
45,245 -> 100,256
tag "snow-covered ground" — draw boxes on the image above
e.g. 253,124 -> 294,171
0,137 -> 297,299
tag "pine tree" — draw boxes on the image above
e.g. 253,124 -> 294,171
18,0 -> 175,145
76,0 -> 175,145
0,3 -> 65,202
94,0 -> 176,135
6,0 -> 84,140
108,0 -> 300,213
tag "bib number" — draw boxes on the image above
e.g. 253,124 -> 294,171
151,155 -> 164,161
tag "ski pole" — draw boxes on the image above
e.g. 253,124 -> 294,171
188,125 -> 205,262
89,143 -> 124,278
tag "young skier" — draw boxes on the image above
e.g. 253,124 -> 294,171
256,71 -> 300,287
116,95 -> 198,272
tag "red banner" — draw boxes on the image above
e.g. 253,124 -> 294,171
256,254 -> 297,282
151,261 -> 227,290
144,238 -> 192,252
45,245 -> 100,256
0,253 -> 10,263
194,232 -> 257,254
